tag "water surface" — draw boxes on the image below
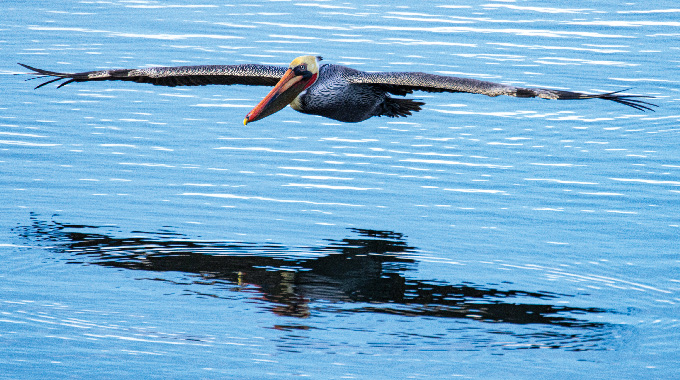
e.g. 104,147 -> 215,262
2,0 -> 679,379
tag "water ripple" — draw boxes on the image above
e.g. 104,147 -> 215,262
182,192 -> 366,207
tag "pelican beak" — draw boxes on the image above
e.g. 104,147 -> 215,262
243,67 -> 316,125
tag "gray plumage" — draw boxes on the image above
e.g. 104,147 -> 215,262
19,59 -> 657,123
290,65 -> 426,122
20,63 -> 287,88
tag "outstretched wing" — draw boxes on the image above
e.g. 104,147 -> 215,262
346,70 -> 657,112
18,63 -> 288,89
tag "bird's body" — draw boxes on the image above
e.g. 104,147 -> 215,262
290,64 -> 424,122
19,55 -> 657,123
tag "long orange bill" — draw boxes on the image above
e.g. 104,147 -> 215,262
243,69 -> 306,125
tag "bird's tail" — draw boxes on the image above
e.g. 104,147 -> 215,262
378,97 -> 426,118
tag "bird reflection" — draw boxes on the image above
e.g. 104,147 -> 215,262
17,216 -> 609,332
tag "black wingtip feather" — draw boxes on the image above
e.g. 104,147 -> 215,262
56,79 -> 78,89
19,63 -> 67,77
19,63 -> 75,89
581,89 -> 658,112
34,77 -> 64,89
554,88 -> 658,112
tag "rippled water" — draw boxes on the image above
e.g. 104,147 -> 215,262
2,0 -> 679,379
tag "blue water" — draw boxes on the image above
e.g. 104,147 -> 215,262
2,0 -> 679,379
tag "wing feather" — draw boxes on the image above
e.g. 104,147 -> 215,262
18,63 -> 287,89
346,71 -> 657,111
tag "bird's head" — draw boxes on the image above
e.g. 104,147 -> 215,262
243,55 -> 321,125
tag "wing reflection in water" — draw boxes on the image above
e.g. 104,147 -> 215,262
17,216 -> 613,350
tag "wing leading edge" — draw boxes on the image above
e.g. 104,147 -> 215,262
19,61 -> 658,112
19,63 -> 288,89
346,71 -> 657,112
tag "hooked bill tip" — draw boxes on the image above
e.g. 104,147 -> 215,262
243,117 -> 249,126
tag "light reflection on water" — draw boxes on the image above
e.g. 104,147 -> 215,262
3,0 -> 680,378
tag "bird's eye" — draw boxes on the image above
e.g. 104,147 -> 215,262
299,64 -> 307,71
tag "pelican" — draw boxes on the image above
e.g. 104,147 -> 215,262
19,55 -> 656,124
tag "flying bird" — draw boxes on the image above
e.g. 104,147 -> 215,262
19,55 -> 657,124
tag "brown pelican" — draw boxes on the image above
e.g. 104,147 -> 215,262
19,55 -> 656,124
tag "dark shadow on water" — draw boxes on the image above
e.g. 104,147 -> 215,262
16,215 -> 616,351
